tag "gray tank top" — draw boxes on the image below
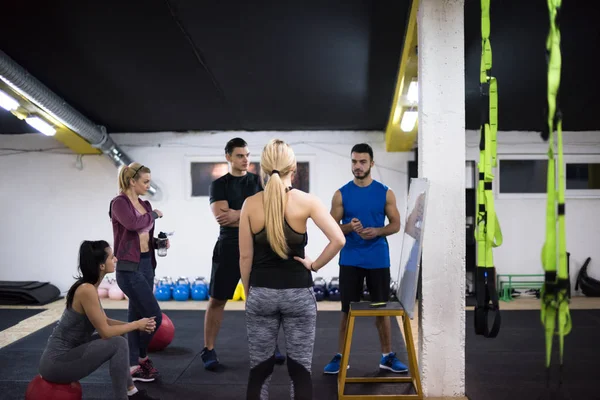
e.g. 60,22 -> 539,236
43,306 -> 97,358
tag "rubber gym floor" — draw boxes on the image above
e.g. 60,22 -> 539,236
1,297 -> 598,399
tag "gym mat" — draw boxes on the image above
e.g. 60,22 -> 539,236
0,309 -> 411,399
0,308 -> 45,332
466,309 -> 600,400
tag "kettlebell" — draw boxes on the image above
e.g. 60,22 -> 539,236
108,285 -> 125,300
362,280 -> 371,301
173,276 -> 190,301
313,277 -> 328,301
154,277 -> 172,301
159,276 -> 174,292
98,277 -> 111,298
191,277 -> 208,301
328,277 -> 341,301
389,280 -> 398,300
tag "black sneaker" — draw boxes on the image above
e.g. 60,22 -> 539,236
129,389 -> 160,399
274,344 -> 286,365
201,347 -> 220,371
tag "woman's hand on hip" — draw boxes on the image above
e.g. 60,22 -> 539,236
294,255 -> 314,271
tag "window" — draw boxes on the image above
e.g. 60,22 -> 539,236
407,160 -> 475,189
190,161 -> 311,197
566,163 -> 600,190
498,159 -> 548,194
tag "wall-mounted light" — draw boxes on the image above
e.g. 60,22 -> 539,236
0,89 -> 19,111
400,110 -> 418,132
25,116 -> 56,136
406,80 -> 418,104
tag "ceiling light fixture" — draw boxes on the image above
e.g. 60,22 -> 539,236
400,110 -> 418,132
25,116 -> 56,136
0,89 -> 19,111
406,80 -> 418,104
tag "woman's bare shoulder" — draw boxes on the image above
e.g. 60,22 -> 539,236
289,189 -> 320,213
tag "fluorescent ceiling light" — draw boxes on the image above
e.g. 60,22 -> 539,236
0,77 -> 71,129
25,116 -> 56,136
400,110 -> 418,132
0,89 -> 19,111
406,80 -> 418,103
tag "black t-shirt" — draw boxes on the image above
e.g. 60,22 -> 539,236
209,172 -> 263,240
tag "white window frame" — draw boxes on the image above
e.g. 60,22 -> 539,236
495,153 -> 600,200
183,154 -> 317,201
496,154 -> 548,200
564,154 -> 600,199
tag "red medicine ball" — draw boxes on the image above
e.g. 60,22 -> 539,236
25,375 -> 82,400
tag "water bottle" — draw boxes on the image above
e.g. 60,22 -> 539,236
157,232 -> 168,257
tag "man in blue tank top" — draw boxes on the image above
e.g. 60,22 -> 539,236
324,143 -> 409,375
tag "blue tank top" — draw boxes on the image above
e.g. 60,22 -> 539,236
339,180 -> 390,269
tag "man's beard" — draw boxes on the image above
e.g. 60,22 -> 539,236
353,168 -> 371,180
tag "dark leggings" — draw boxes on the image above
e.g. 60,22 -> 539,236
39,335 -> 133,400
245,287 -> 317,400
116,252 -> 163,366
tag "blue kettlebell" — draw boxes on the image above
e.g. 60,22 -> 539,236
191,277 -> 208,301
154,278 -> 172,301
328,277 -> 341,301
173,277 -> 190,301
161,276 -> 174,293
313,277 -> 327,301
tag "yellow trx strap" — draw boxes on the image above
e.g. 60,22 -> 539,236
540,0 -> 571,380
474,0 -> 503,338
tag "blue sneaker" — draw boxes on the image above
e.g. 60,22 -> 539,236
201,347 -> 220,371
324,353 -> 342,374
380,352 -> 408,373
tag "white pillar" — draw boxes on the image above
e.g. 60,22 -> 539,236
417,0 -> 466,397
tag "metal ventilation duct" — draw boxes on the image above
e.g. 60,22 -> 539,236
0,50 -> 160,198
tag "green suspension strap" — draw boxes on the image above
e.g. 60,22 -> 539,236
540,0 -> 571,385
474,0 -> 503,338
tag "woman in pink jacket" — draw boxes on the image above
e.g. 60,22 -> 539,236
109,162 -> 168,383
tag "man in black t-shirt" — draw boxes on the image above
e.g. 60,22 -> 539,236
201,137 -> 269,371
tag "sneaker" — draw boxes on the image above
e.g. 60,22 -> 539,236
131,366 -> 156,382
129,388 -> 160,399
274,345 -> 286,365
324,353 -> 342,374
140,358 -> 160,379
201,347 -> 220,371
379,352 -> 408,373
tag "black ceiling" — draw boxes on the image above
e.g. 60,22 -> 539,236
0,0 -> 599,135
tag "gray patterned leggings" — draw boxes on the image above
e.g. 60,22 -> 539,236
245,286 -> 317,400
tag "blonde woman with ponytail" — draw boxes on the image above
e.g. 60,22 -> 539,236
239,139 -> 345,400
108,162 -> 167,383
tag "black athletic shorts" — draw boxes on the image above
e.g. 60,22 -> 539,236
339,265 -> 390,313
209,237 -> 241,301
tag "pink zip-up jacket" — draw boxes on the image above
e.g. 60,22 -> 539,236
109,193 -> 159,271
